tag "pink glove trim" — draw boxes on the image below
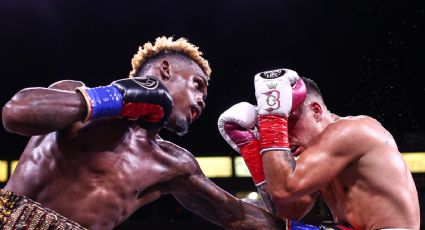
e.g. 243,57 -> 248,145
224,123 -> 257,149
291,78 -> 307,112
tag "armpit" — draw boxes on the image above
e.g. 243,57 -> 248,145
48,80 -> 85,91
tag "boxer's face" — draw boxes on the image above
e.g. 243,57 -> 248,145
288,102 -> 322,157
162,60 -> 208,136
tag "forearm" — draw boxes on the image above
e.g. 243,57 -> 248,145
172,174 -> 242,229
233,199 -> 286,230
172,174 -> 284,230
256,183 -> 276,214
262,150 -> 300,203
2,88 -> 86,136
275,191 -> 319,220
254,173 -> 317,221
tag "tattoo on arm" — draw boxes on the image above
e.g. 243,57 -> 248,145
257,183 -> 276,214
283,150 -> 296,171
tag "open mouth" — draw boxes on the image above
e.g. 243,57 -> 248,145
190,106 -> 200,121
290,145 -> 301,158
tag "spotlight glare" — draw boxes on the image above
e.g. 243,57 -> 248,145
247,192 -> 258,200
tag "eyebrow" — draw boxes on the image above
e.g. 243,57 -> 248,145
200,75 -> 209,86
203,89 -> 208,99
198,75 -> 208,99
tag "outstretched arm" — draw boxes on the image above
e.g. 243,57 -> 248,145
171,171 -> 285,230
158,140 -> 285,230
2,80 -> 86,136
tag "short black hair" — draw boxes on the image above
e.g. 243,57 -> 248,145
301,76 -> 323,101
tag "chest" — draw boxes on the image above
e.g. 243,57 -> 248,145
319,163 -> 360,215
34,127 -> 193,196
83,140 -> 181,191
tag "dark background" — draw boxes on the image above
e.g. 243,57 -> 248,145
0,0 -> 424,229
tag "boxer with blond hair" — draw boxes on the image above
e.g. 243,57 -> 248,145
1,37 -> 283,230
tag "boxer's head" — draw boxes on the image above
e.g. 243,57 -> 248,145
288,77 -> 330,156
129,36 -> 211,135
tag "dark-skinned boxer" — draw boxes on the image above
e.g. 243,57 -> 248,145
1,37 -> 284,230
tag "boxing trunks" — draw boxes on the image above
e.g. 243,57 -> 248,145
288,220 -> 353,230
0,189 -> 86,230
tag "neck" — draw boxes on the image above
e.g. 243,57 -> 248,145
147,129 -> 160,139
319,112 -> 340,131
330,113 -> 340,123
130,122 -> 160,139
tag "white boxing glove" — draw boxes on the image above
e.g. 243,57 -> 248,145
217,102 -> 265,186
254,68 -> 306,154
217,102 -> 258,152
254,68 -> 301,117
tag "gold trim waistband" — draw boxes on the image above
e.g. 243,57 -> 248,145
0,189 -> 87,230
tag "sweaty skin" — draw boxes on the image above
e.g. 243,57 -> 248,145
262,102 -> 420,229
2,59 -> 283,229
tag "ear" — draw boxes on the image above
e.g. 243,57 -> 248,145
159,60 -> 171,81
310,102 -> 323,122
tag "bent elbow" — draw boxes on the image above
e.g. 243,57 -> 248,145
268,181 -> 300,204
2,98 -> 31,136
276,208 -> 305,221
269,188 -> 291,204
3,102 -> 19,133
268,188 -> 308,221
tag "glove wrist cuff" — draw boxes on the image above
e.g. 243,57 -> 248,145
76,85 -> 123,122
240,139 -> 265,185
258,114 -> 290,154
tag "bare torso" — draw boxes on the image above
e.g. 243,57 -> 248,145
5,119 -> 195,230
3,80 -> 286,230
319,116 -> 419,229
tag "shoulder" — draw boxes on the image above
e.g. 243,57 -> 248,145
324,115 -> 384,138
319,115 -> 389,155
156,140 -> 201,175
48,80 -> 85,91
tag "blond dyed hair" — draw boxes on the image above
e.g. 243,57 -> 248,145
129,36 -> 211,80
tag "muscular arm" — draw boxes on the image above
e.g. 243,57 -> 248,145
275,191 -> 319,220
262,120 -> 364,208
171,171 -> 285,230
2,80 -> 86,136
158,141 -> 284,230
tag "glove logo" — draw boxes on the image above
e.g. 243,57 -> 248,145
132,76 -> 159,90
263,90 -> 281,113
259,69 -> 286,79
